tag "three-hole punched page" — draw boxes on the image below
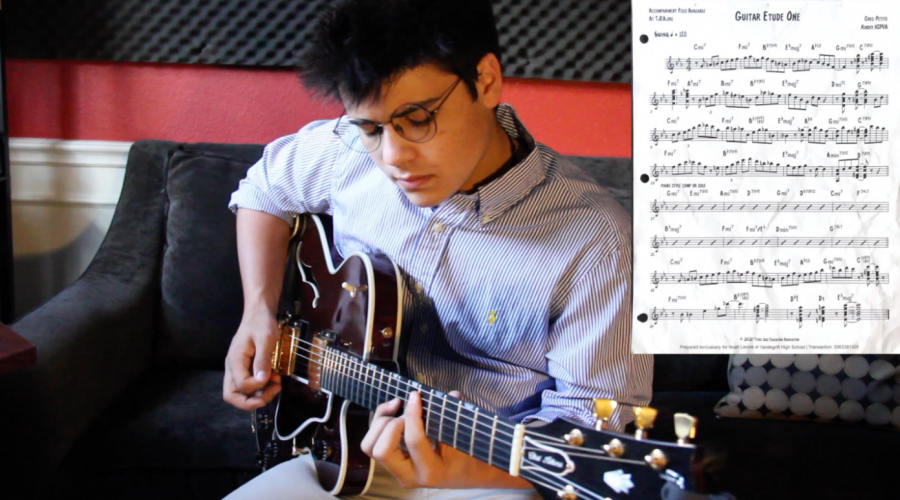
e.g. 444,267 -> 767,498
631,1 -> 899,353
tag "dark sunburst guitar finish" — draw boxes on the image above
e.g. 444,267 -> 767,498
253,214 -> 712,499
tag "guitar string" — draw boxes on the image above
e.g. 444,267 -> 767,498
291,342 -> 518,464
286,339 -> 620,463
287,338 -> 518,442
289,334 -> 636,457
289,336 -> 617,457
275,343 -> 638,496
283,340 -> 643,497
283,337 -> 638,465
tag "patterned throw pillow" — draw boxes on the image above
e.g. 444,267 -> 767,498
714,354 -> 900,427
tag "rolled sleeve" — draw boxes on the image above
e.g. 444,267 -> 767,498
229,118 -> 341,221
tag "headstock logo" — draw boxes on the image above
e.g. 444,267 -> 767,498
521,437 -> 575,476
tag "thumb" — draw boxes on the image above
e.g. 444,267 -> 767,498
252,330 -> 278,381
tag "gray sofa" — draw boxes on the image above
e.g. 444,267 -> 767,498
1,140 -> 895,500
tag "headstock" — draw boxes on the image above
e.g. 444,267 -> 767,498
519,401 -> 701,500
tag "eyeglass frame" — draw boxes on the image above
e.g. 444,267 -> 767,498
332,77 -> 463,152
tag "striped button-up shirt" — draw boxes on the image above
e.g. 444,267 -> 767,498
229,104 -> 652,431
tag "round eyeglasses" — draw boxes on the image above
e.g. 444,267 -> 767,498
333,78 -> 462,153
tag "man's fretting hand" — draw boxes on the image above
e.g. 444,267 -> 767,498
360,390 -> 534,490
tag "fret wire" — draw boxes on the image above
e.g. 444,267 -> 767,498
375,370 -> 385,406
469,407 -> 479,456
358,362 -> 368,408
451,399 -> 460,449
423,388 -> 433,439
340,353 -> 348,398
438,392 -> 447,444
351,358 -> 359,405
356,357 -> 365,405
488,415 -> 498,466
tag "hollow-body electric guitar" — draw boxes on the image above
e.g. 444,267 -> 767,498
252,214 -> 708,499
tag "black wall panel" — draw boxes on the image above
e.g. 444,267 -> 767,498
8,0 -> 632,83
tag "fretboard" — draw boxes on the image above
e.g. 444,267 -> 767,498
319,349 -> 516,471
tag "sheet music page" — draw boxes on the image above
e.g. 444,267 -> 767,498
631,0 -> 900,353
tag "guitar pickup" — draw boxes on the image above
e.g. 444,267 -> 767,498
271,320 -> 307,376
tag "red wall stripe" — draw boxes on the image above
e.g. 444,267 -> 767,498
7,59 -> 632,157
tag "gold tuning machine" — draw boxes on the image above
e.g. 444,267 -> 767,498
593,398 -> 618,431
556,485 -> 577,499
563,429 -> 585,446
633,406 -> 658,440
603,438 -> 625,458
674,413 -> 698,445
645,448 -> 669,471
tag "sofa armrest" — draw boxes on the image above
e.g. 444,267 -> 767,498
0,140 -> 175,481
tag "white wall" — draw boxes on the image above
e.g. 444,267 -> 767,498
9,139 -> 131,319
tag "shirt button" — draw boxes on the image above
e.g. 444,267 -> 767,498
432,222 -> 445,234
419,324 -> 428,333
414,282 -> 424,293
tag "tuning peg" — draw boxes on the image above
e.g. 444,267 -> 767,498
603,438 -> 625,458
633,406 -> 658,440
563,429 -> 585,446
673,413 -> 698,445
593,398 -> 618,431
555,484 -> 612,500
644,448 -> 669,471
556,485 -> 577,499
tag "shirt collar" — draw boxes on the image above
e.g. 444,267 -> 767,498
466,103 -> 547,226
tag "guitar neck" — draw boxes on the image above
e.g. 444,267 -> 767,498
318,348 -> 521,474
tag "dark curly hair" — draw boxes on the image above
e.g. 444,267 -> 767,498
297,0 -> 501,108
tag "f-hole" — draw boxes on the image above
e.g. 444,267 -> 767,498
297,243 -> 321,308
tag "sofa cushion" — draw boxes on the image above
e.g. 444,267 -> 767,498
714,353 -> 900,426
158,144 -> 265,368
57,370 -> 259,499
569,155 -> 633,213
62,369 -> 259,469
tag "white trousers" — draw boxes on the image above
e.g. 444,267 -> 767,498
224,454 -> 543,500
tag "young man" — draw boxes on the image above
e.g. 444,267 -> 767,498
223,0 -> 652,497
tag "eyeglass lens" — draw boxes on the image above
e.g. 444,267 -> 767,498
342,104 -> 435,152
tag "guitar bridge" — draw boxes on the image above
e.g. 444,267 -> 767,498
271,321 -> 303,375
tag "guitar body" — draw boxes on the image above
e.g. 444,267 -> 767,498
254,214 -> 405,496
252,215 -> 712,499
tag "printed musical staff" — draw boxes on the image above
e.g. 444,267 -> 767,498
650,236 -> 888,250
665,52 -> 888,73
648,303 -> 887,327
650,265 -> 887,288
650,124 -> 887,144
632,0 -> 900,351
650,199 -> 888,215
649,90 -> 887,112
649,158 -> 885,180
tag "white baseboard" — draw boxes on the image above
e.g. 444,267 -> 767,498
9,138 -> 133,206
